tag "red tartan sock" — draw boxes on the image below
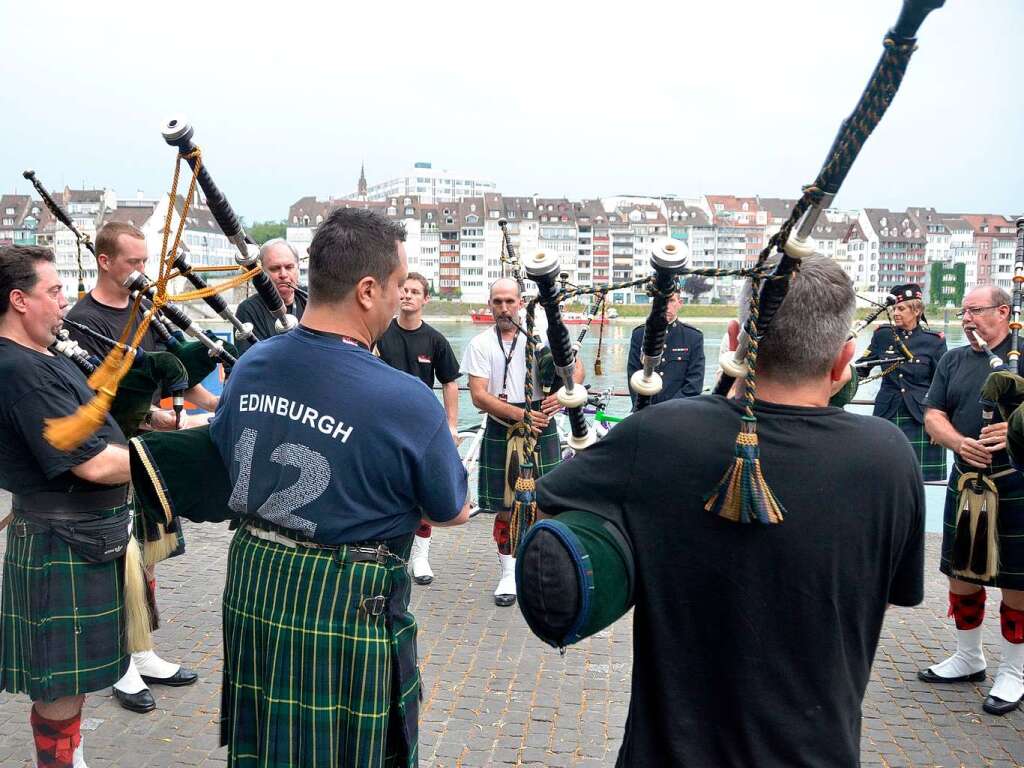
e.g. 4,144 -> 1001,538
30,707 -> 80,768
1000,602 -> 1024,644
493,519 -> 511,555
415,523 -> 432,539
949,589 -> 986,630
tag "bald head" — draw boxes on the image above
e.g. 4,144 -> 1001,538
489,277 -> 521,299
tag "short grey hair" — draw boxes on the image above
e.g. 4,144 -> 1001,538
259,238 -> 300,265
738,254 -> 855,385
968,284 -> 1011,307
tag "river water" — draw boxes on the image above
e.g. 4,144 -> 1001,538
429,318 -> 969,533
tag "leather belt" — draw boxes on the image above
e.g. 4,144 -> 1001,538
243,524 -> 407,566
13,487 -> 130,516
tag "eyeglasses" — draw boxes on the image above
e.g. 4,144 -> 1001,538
955,304 -> 1003,319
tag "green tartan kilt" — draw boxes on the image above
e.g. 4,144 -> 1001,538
0,506 -> 129,702
940,463 -> 1024,589
477,410 -> 562,515
891,403 -> 947,482
221,524 -> 419,768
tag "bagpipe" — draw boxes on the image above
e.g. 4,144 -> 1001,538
705,0 -> 945,526
515,0 -> 946,651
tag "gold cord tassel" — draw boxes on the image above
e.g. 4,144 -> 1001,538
43,386 -> 117,452
86,345 -> 131,392
124,535 -> 154,653
508,463 -> 537,557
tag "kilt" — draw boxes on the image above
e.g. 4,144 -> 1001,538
891,402 -> 947,482
0,505 -> 129,702
221,524 -> 418,768
940,462 -> 1024,589
477,408 -> 562,515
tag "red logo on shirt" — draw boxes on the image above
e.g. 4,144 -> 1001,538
418,354 -> 431,364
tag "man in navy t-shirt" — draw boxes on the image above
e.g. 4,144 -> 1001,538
209,208 -> 470,767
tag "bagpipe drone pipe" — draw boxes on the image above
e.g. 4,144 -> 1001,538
516,0 -> 947,651
161,117 -> 296,337
705,0 -> 945,526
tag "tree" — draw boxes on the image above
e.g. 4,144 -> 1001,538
681,274 -> 713,304
248,220 -> 287,244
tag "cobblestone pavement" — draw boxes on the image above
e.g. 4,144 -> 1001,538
0,491 -> 1021,767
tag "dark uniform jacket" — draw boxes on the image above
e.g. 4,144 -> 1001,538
234,291 -> 307,355
627,320 -> 705,407
858,324 -> 947,423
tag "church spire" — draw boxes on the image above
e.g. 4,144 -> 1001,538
357,162 -> 367,201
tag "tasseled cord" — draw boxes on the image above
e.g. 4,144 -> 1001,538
703,275 -> 786,525
508,461 -> 537,557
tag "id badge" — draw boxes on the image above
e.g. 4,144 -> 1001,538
498,393 -> 508,402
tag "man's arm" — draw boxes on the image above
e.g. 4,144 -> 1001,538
468,375 -> 549,431
185,384 -> 219,412
680,333 -> 705,397
441,381 -> 460,437
70,444 -> 130,485
425,498 -> 473,527
924,407 -> 990,468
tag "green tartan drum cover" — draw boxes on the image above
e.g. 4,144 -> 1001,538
940,463 -> 1024,589
477,411 -> 562,514
0,505 -> 129,702
221,526 -> 418,768
891,402 -> 947,482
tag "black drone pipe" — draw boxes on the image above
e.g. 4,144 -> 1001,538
630,239 -> 688,411
1009,217 -> 1024,376
524,250 -> 595,450
714,0 -> 945,397
52,330 -> 98,374
498,219 -> 526,293
124,271 -> 237,367
23,170 -> 94,253
171,246 -> 257,344
160,117 -> 295,335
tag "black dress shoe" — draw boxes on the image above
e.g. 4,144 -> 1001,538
494,594 -> 517,607
983,693 -> 1023,715
413,574 -> 433,586
113,687 -> 156,713
141,667 -> 199,687
917,667 -> 987,684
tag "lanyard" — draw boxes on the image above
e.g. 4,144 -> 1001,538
496,324 -> 519,399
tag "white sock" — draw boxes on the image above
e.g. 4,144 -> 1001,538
989,638 -> 1024,703
73,738 -> 88,768
928,626 -> 986,678
132,649 -> 180,679
113,656 -> 148,694
494,554 -> 516,597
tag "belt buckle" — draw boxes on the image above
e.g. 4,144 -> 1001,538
361,595 -> 387,616
373,544 -> 390,564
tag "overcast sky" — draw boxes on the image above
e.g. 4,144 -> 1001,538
1,1 -> 1020,222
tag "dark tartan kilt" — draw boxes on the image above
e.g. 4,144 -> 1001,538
891,403 -> 947,482
221,525 -> 418,768
477,411 -> 562,515
0,505 -> 129,702
940,463 -> 1024,589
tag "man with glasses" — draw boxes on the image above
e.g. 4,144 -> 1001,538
234,239 -> 306,355
919,285 -> 1024,716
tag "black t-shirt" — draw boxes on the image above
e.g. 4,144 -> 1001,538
234,292 -> 306,356
0,338 -> 127,495
375,318 -> 461,388
925,334 -> 1011,466
536,395 -> 924,768
65,292 -> 165,359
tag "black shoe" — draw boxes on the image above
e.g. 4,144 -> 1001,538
917,667 -> 987,684
141,667 -> 198,687
413,574 -> 433,585
494,594 -> 517,607
113,687 -> 156,713
983,693 -> 1023,715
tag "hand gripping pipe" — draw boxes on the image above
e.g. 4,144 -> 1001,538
171,244 -> 257,345
523,250 -> 596,450
161,117 -> 296,335
123,271 -> 237,367
630,238 -> 689,411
